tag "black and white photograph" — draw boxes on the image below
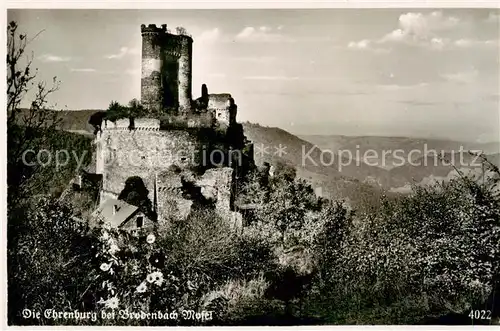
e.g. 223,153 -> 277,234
5,6 -> 500,327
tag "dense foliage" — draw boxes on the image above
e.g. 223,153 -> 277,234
304,164 -> 500,324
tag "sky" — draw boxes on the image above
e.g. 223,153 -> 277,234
7,9 -> 500,142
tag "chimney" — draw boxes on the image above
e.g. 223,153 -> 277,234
113,204 -> 119,215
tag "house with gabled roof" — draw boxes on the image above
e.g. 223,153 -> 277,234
92,198 -> 155,235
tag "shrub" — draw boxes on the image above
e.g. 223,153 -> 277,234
305,162 -> 500,324
8,198 -> 93,325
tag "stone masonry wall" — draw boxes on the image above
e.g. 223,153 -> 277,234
197,167 -> 234,214
97,127 -> 211,203
141,25 -> 164,112
162,52 -> 179,110
141,23 -> 193,114
207,94 -> 237,128
177,36 -> 192,112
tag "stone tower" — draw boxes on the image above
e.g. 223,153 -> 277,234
141,24 -> 193,113
92,23 -> 255,226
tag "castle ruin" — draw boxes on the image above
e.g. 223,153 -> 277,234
92,24 -> 254,228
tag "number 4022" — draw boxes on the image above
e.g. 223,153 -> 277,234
469,310 -> 492,320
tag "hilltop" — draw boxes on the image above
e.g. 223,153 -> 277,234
301,134 -> 499,169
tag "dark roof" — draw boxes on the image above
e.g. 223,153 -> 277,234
94,198 -> 139,228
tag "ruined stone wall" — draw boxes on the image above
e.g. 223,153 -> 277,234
208,93 -> 232,110
214,109 -> 230,125
208,93 -> 236,127
160,111 -> 214,130
197,167 -> 234,214
156,173 -> 192,221
96,119 -> 212,204
154,167 -> 235,222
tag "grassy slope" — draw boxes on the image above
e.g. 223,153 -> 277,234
11,109 -> 96,199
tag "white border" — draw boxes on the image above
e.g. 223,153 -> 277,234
1,1 -> 500,331
4,0 -> 500,9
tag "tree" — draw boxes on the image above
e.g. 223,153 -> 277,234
127,98 -> 144,118
8,198 -> 94,324
254,163 -> 321,245
105,100 -> 125,122
7,21 -> 62,203
103,99 -> 144,124
88,111 -> 106,134
272,160 -> 297,183
175,26 -> 188,36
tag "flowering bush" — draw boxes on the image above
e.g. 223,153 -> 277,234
76,208 -> 279,326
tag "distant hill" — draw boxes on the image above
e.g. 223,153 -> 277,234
299,134 -> 500,170
387,152 -> 500,189
241,123 -> 395,207
242,123 -> 391,186
57,109 -> 102,132
15,108 -> 100,134
300,134 -> 500,155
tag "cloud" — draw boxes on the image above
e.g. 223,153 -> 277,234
440,69 -> 478,84
243,75 -> 299,80
105,47 -> 139,59
453,38 -> 499,48
38,54 -> 71,62
396,11 -> 459,37
197,28 -> 220,43
347,11 -> 469,51
235,26 -> 293,43
347,39 -> 390,53
348,39 -> 370,49
70,68 -> 96,72
380,11 -> 460,47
